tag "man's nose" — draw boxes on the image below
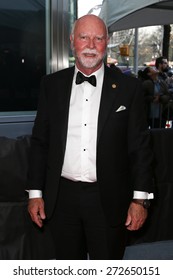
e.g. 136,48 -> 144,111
87,38 -> 95,48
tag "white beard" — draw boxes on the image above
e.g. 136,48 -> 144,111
74,48 -> 104,69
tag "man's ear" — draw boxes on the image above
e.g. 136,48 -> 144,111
70,35 -> 74,50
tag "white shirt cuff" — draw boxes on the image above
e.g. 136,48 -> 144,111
29,190 -> 42,199
133,191 -> 154,199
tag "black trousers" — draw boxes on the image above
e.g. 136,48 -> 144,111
48,177 -> 127,260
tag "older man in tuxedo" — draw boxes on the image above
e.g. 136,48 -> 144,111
27,14 -> 154,260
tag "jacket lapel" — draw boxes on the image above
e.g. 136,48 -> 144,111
53,67 -> 75,155
97,66 -> 121,144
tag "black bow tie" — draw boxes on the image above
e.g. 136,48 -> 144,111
76,71 -> 96,87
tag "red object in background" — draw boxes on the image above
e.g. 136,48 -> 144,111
144,60 -> 156,66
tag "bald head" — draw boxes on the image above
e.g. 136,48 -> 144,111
71,14 -> 108,39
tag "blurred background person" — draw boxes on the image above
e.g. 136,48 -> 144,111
155,56 -> 169,81
139,66 -> 170,128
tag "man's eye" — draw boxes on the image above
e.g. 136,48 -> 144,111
80,36 -> 87,40
95,37 -> 103,42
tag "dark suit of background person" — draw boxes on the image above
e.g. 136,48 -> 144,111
139,67 -> 170,128
27,15 -> 154,260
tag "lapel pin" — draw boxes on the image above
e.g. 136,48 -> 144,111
112,84 -> 116,89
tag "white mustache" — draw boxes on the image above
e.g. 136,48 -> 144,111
81,49 -> 98,55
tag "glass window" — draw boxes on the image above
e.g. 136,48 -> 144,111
0,0 -> 77,114
0,0 -> 47,112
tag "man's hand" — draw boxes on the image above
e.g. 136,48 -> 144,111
125,201 -> 148,231
28,198 -> 46,228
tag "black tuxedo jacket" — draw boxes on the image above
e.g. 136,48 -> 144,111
27,65 -> 154,226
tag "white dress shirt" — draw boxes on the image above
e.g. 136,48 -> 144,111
29,63 -> 153,200
61,65 -> 103,182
